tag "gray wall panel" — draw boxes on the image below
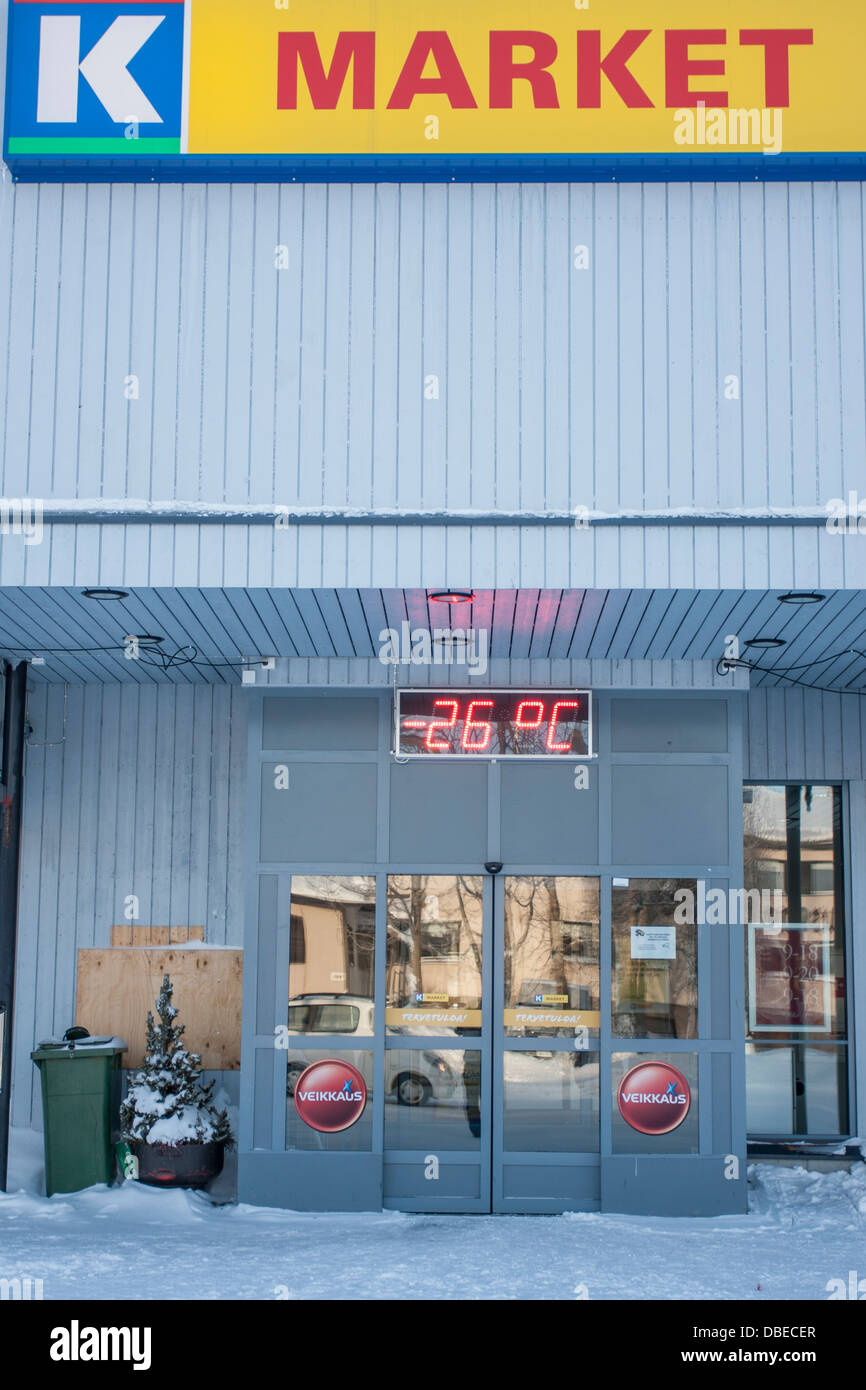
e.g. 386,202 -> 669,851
1,179 -> 863,530
11,683 -> 248,1127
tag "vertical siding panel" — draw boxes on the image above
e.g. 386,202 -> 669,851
813,184 -> 843,507
371,186 -> 400,511
838,184 -> 866,501
169,687 -> 195,926
469,186 -> 496,510
569,184 -> 594,514
642,184 -> 670,511
28,188 -> 63,499
346,185 -> 376,508
543,185 -> 570,513
690,183 -> 718,510
0,177 -> 15,497
421,185 -> 448,510
764,185 -> 794,509
5,189 -> 38,499
593,185 -> 619,513
150,186 -> 184,503
206,687 -> 232,944
788,184 -> 817,508
125,187 -> 159,502
445,185 -> 472,511
13,685 -> 49,1124
101,187 -> 138,498
173,185 -> 207,501
494,185 -> 522,513
740,185 -> 769,510
617,185 -> 644,512
518,184 -> 546,513
249,185 -> 280,506
223,187 -> 256,504
715,183 -> 743,509
666,184 -> 694,510
199,186 -> 232,503
273,185 -> 304,504
322,185 -> 353,507
397,184 -> 424,512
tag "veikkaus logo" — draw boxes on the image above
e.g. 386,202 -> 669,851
617,1061 -> 691,1136
293,1059 -> 367,1133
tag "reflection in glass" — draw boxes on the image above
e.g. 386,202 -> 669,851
386,876 -> 483,1035
504,877 -> 600,1038
503,1052 -> 599,1151
746,1043 -> 849,1136
743,784 -> 848,1137
612,879 -> 697,1038
384,1049 -> 481,1150
743,785 -> 846,1039
288,876 -> 376,1035
285,1050 -> 373,1152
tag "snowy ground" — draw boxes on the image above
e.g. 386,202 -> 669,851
2,1129 -> 864,1301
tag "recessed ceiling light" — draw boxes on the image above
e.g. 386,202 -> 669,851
777,591 -> 826,605
744,636 -> 787,649
429,590 -> 475,604
82,588 -> 129,601
130,635 -> 164,644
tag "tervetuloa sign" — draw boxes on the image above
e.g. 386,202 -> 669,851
5,0 -> 865,182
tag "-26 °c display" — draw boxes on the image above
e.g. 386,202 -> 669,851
397,690 -> 592,758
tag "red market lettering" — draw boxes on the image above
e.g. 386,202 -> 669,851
276,29 -> 814,112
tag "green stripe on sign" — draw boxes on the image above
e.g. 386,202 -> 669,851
7,138 -> 182,155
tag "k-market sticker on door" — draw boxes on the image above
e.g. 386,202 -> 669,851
630,926 -> 676,959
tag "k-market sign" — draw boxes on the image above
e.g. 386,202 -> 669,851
5,1 -> 866,182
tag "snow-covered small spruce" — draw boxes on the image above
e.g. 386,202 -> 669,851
120,973 -> 232,1149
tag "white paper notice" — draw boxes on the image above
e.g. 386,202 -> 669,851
630,925 -> 676,959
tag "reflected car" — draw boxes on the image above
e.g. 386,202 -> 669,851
286,994 -> 458,1106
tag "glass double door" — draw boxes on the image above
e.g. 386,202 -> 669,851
383,874 -> 601,1213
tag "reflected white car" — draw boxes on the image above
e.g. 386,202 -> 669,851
286,995 -> 458,1106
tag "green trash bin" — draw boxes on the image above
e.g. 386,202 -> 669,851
31,1034 -> 128,1195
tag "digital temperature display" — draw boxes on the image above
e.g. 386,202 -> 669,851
397,690 -> 592,759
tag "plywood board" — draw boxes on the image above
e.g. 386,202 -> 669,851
110,925 -> 205,947
76,948 -> 242,1069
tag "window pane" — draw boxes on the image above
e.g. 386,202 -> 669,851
504,877 -> 600,1038
384,1049 -> 481,1150
386,876 -> 483,1035
503,1052 -> 599,1152
288,876 -> 376,1035
285,1050 -> 374,1152
746,1044 -> 849,1136
612,879 -> 697,1038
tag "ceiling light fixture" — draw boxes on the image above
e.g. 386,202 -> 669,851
777,591 -> 826,605
82,588 -> 129,601
429,590 -> 475,605
744,636 -> 787,649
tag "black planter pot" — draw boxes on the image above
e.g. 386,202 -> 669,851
130,1139 -> 225,1189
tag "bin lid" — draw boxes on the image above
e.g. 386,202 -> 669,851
31,1036 -> 128,1060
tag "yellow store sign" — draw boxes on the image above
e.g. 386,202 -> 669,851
6,1 -> 865,181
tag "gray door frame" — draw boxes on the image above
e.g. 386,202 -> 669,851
239,686 -> 748,1216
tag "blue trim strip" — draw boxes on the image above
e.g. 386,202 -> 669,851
5,149 -> 866,184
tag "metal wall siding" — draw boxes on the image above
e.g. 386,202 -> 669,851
12,684 -> 248,1126
743,688 -> 865,781
1,179 -> 864,526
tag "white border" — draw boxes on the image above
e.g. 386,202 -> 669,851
747,922 -> 833,1034
393,687 -> 594,761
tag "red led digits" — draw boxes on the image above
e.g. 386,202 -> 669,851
515,700 -> 544,728
425,698 -> 458,751
546,700 -> 579,751
462,699 -> 494,750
